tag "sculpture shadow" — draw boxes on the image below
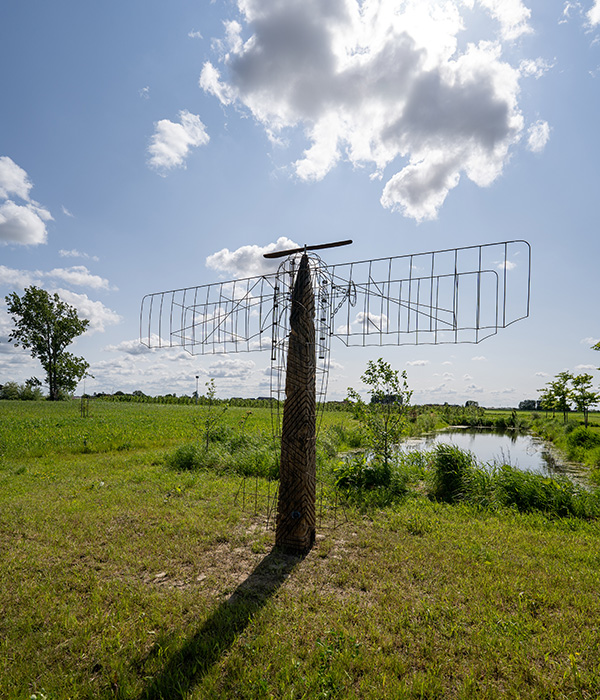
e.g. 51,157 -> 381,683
137,546 -> 304,700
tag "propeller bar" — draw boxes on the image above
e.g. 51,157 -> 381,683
263,239 -> 352,259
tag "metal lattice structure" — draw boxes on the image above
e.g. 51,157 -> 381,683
140,239 -> 531,551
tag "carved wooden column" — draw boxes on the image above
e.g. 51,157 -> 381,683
276,253 -> 316,553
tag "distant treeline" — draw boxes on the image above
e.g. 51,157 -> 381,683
89,391 -> 352,411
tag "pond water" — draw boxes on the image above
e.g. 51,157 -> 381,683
400,429 -> 584,481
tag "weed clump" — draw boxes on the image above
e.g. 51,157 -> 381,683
334,454 -> 409,507
165,431 -> 279,479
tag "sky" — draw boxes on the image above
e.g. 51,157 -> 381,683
1,0 -> 599,407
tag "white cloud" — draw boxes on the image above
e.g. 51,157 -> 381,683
105,338 -> 155,355
61,205 -> 74,217
562,1 -> 600,28
575,364 -> 598,370
0,265 -> 41,289
352,311 -> 388,332
582,336 -> 600,346
0,200 -> 51,246
561,2 -> 582,23
406,359 -> 430,366
207,357 -> 255,378
147,110 -> 210,172
200,0 -> 532,221
0,156 -> 34,200
535,371 -> 549,377
465,383 -> 484,393
46,266 -> 115,291
0,157 -> 52,246
188,30 -> 203,39
588,0 -> 600,26
0,263 -> 113,292
476,0 -> 532,40
472,355 -> 487,361
59,249 -> 100,262
206,236 -> 299,277
490,386 -> 516,395
55,289 -> 122,333
527,120 -> 551,153
519,57 -> 554,79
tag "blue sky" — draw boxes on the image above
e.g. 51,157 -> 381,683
1,0 -> 599,406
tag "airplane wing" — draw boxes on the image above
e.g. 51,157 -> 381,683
140,239 -> 530,354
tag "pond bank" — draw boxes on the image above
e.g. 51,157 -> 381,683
400,427 -> 589,484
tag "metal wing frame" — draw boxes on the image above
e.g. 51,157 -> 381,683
140,239 -> 531,428
140,239 -> 530,354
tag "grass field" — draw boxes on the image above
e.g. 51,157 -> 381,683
2,400 -> 600,699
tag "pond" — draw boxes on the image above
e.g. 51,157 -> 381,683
400,429 -> 585,482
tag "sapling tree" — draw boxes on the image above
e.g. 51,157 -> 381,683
570,373 -> 599,428
547,371 -> 573,424
537,386 -> 557,417
347,358 -> 412,468
5,286 -> 90,400
202,378 -> 228,450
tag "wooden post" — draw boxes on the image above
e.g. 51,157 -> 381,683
276,253 -> 316,553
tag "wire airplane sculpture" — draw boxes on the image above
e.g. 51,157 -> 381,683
140,239 -> 531,551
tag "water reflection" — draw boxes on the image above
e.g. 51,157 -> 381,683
401,429 -> 584,481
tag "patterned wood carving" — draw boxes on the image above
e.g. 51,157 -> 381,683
275,253 -> 316,553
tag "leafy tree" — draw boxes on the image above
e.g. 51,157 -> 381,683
0,381 -> 21,400
519,399 -> 537,411
0,378 -> 44,401
347,358 -> 412,468
570,373 -> 600,428
5,286 -> 90,401
546,371 -> 573,424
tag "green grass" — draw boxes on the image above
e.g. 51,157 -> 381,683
2,401 -> 600,699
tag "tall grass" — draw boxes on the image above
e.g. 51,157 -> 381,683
428,444 -> 477,503
165,431 -> 279,480
333,442 -> 600,520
